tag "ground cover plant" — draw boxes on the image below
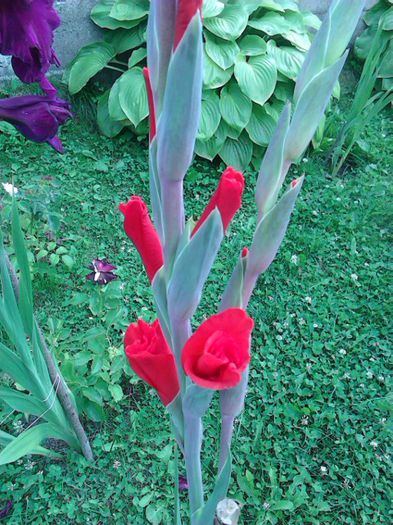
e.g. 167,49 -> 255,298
0,75 -> 391,525
66,0 -> 321,169
0,0 -> 392,523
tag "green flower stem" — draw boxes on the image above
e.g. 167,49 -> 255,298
183,413 -> 204,519
161,179 -> 185,272
218,415 -> 234,472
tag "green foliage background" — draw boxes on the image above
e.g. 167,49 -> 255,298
66,0 -> 321,169
355,0 -> 393,93
0,80 -> 391,523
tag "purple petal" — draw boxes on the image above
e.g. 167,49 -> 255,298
179,475 -> 188,491
0,94 -> 72,151
0,0 -> 61,83
0,500 -> 13,519
92,259 -> 117,273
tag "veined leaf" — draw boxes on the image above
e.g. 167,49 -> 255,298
204,52 -> 233,89
118,68 -> 149,127
219,132 -> 253,171
205,32 -> 240,70
104,24 -> 146,54
91,0 -> 142,29
109,0 -> 149,21
198,91 -> 221,141
234,55 -> 277,106
97,91 -> 124,137
68,42 -> 116,94
267,40 -> 304,80
246,104 -> 276,146
203,0 -> 226,19
219,82 -> 252,131
238,35 -> 267,56
204,4 -> 249,41
0,423 -> 60,465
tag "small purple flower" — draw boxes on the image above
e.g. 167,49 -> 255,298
0,0 -> 60,86
179,475 -> 189,491
0,500 -> 13,519
0,94 -> 72,152
86,259 -> 118,285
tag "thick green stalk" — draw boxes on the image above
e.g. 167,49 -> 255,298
184,414 -> 204,519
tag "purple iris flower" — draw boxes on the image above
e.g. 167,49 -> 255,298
179,476 -> 189,491
0,500 -> 13,519
86,259 -> 118,285
0,0 -> 60,88
0,94 -> 72,152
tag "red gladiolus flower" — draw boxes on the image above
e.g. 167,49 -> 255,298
174,0 -> 203,49
143,67 -> 156,142
182,308 -> 254,390
119,196 -> 164,282
193,167 -> 245,236
124,319 -> 180,406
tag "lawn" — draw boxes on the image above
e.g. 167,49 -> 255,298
0,87 -> 391,524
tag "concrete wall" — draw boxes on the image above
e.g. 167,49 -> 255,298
0,0 -> 377,84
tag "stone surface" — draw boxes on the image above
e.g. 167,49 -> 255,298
0,0 -> 102,82
0,0 -> 379,83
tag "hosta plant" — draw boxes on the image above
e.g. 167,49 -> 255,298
118,0 -> 365,523
66,0 -> 321,169
355,0 -> 393,94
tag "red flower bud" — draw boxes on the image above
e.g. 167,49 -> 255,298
124,319 -> 180,406
242,247 -> 249,258
193,167 -> 245,236
143,67 -> 156,142
174,0 -> 203,49
119,196 -> 164,282
182,308 -> 254,390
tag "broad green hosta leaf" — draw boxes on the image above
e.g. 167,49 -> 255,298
68,42 -> 116,94
219,132 -> 253,171
205,32 -> 240,70
274,82 -> 294,102
282,30 -> 311,51
204,4 -> 249,41
246,104 -> 276,146
219,82 -> 252,131
109,0 -> 149,21
168,210 -> 223,321
249,12 -> 293,35
204,52 -> 233,89
234,55 -> 277,106
97,91 -> 124,137
195,133 -> 225,161
267,40 -> 304,80
108,75 -> 129,121
91,0 -> 142,29
219,120 -> 242,140
198,91 -> 221,141
128,47 -> 147,68
302,11 -> 322,30
239,35 -> 267,56
203,0 -> 225,19
104,25 -> 146,54
118,68 -> 149,127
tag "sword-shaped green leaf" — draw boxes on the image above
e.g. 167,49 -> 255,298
168,209 -> 223,321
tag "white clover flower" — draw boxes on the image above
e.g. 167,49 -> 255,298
378,375 -> 385,383
291,254 -> 299,265
305,296 -> 312,304
299,318 -> 306,325
366,370 -> 373,379
113,460 -> 121,469
320,465 -> 328,475
350,273 -> 358,281
339,348 -> 347,355
370,440 -> 378,449
313,323 -> 318,328
2,182 -> 19,195
301,416 -> 309,426
263,502 -> 270,510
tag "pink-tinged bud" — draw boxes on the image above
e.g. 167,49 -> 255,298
174,0 -> 203,49
143,67 -> 156,142
291,178 -> 301,188
119,196 -> 164,282
193,167 -> 245,236
242,247 -> 249,258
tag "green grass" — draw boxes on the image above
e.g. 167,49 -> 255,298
0,92 -> 392,524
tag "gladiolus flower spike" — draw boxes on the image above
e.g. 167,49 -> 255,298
193,167 -> 245,236
124,319 -> 180,406
119,196 -> 164,283
174,0 -> 203,49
